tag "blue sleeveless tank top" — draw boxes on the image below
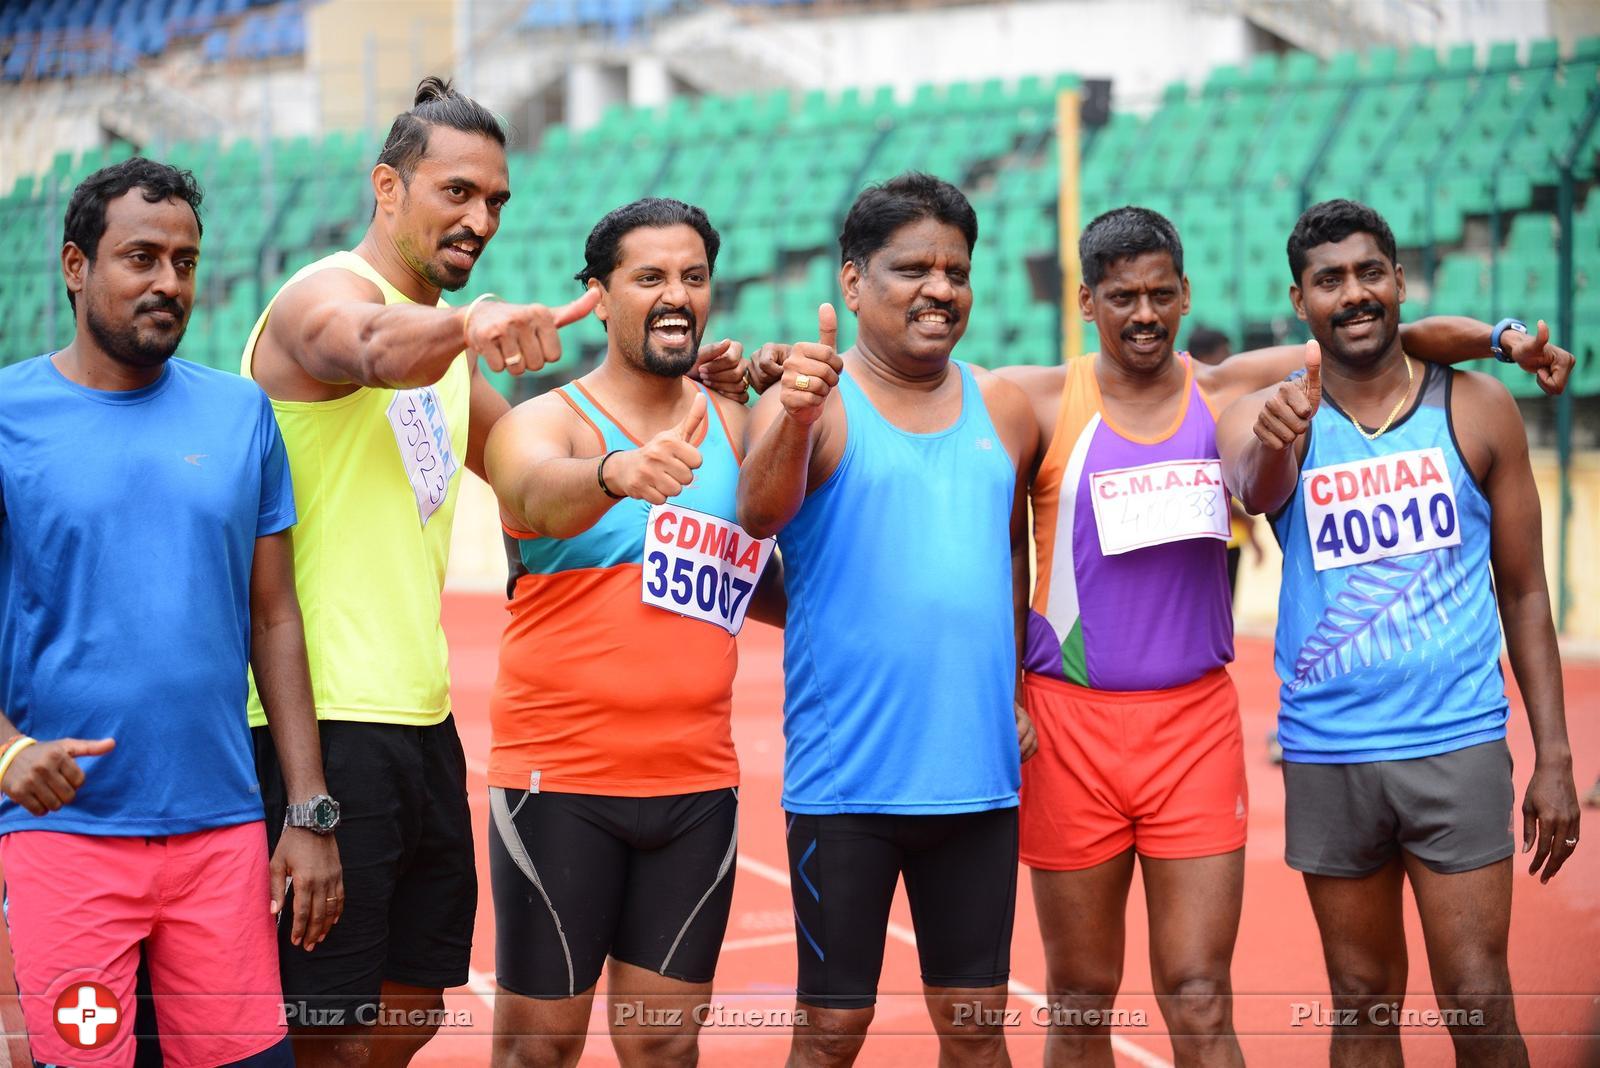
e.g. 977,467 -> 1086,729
1270,363 -> 1507,763
778,361 -> 1021,814
513,380 -> 742,576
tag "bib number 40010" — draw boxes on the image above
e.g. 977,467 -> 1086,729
645,552 -> 754,621
1301,448 -> 1462,571
1314,494 -> 1457,562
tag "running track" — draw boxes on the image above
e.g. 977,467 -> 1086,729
1,593 -> 1595,1064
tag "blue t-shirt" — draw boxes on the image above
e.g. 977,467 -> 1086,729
0,354 -> 296,836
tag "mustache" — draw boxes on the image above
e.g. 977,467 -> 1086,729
1332,302 -> 1387,327
438,229 -> 483,253
907,300 -> 959,324
136,298 -> 184,320
647,306 -> 697,332
1121,323 -> 1168,341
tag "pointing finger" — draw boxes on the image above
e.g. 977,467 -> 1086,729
817,303 -> 838,352
552,286 -> 602,328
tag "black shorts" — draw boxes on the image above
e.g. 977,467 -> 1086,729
490,787 -> 739,998
253,717 -> 477,1028
786,807 -> 1019,1009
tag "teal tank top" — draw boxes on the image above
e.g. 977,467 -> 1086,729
778,361 -> 1021,814
1270,363 -> 1507,763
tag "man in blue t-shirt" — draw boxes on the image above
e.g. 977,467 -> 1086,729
0,158 -> 340,1068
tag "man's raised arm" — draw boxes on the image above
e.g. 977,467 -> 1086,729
1218,340 -> 1321,516
264,272 -> 599,390
738,304 -> 843,539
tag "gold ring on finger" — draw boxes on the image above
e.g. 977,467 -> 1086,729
506,352 -> 523,366
795,374 -> 812,392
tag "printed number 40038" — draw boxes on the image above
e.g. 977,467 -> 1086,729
645,551 -> 754,620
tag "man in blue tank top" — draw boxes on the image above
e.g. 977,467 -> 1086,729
739,173 -> 1039,1066
1219,199 -> 1579,1066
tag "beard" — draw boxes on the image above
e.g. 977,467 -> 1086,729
637,306 -> 702,378
86,298 -> 185,369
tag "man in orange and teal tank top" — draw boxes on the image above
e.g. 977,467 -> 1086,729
481,199 -> 781,1065
239,78 -> 604,1066
994,207 -> 1575,1065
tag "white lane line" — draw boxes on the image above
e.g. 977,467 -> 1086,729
467,968 -> 496,1010
463,756 -> 1171,1067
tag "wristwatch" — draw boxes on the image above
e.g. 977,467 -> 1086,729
1490,318 -> 1527,363
284,794 -> 341,835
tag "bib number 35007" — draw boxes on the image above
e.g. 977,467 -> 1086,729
642,504 -> 775,635
1301,447 -> 1461,571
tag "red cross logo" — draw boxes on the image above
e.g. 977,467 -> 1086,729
53,981 -> 121,1049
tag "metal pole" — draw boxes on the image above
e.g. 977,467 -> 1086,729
1555,167 -> 1574,633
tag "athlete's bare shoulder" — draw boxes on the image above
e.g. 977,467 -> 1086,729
495,385 -> 594,459
991,361 -> 1068,451
973,366 -> 1040,470
1447,366 -> 1521,480
707,386 -> 752,445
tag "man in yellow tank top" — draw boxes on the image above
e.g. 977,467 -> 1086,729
239,77 -> 608,1068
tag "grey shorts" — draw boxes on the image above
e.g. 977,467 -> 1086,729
1283,739 -> 1515,877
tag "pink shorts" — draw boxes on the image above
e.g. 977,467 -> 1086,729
0,821 -> 286,1067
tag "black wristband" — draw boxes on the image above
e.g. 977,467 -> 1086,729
597,450 -> 625,500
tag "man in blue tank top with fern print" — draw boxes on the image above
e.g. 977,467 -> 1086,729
1220,199 -> 1579,1067
740,173 -> 1039,1067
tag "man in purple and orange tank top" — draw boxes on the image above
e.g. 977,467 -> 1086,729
995,207 -> 1574,1065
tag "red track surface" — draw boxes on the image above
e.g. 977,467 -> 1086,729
0,592 -> 1594,1065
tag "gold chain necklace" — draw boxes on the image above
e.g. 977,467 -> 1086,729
1349,355 -> 1414,441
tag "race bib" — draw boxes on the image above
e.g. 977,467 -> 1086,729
642,504 -> 775,635
1301,447 -> 1461,571
386,386 -> 459,526
1090,459 -> 1230,556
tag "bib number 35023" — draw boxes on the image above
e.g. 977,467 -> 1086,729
386,386 -> 458,526
1301,446 -> 1461,571
642,504 -> 775,635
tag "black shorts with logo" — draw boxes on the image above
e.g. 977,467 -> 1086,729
490,786 -> 740,999
786,807 -> 1019,1009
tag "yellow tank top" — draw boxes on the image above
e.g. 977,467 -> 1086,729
242,251 -> 470,727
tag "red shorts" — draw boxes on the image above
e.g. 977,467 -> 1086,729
0,821 -> 285,1067
1020,667 -> 1247,871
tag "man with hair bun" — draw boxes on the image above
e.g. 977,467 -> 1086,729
242,76 -> 628,1066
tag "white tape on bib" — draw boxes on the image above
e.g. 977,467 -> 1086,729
641,503 -> 775,634
386,386 -> 458,527
1090,458 -> 1230,556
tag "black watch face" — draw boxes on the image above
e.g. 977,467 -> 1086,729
312,799 -> 338,829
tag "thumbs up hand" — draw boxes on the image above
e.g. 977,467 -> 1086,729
781,304 -> 845,428
1253,339 -> 1322,451
602,392 -> 707,505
